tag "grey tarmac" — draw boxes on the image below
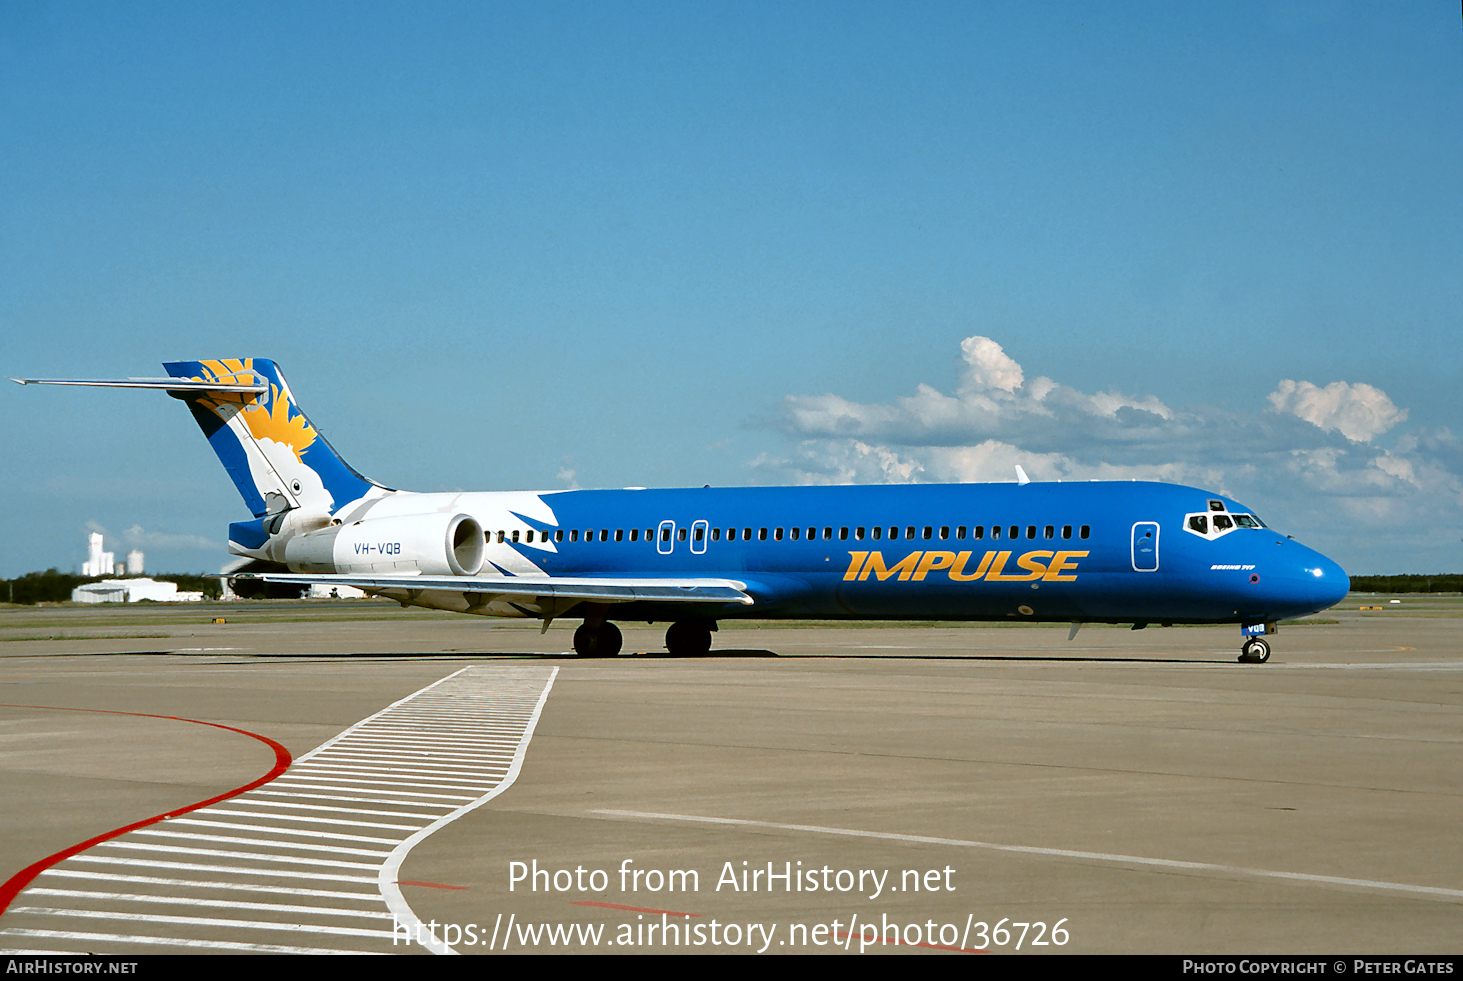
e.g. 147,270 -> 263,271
1,597 -> 1459,954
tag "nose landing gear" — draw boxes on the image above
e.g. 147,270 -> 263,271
1238,637 -> 1271,663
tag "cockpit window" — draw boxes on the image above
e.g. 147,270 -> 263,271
1184,511 -> 1261,539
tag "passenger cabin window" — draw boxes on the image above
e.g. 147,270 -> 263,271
774,527 -> 783,541
973,526 -> 984,539
871,526 -> 881,540
956,526 -> 966,539
991,525 -> 1001,540
790,527 -> 800,541
711,528 -> 721,541
840,527 -> 850,540
631,529 -> 640,542
1062,525 -> 1072,539
1079,525 -> 1090,539
1009,526 -> 1019,540
759,528 -> 768,541
1026,525 -> 1036,540
615,529 -> 624,542
906,527 -> 916,540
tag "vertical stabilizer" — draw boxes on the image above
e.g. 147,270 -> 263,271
162,359 -> 380,529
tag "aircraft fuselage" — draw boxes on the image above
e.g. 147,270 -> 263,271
268,481 -> 1347,628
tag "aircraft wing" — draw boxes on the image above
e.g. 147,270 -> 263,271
234,572 -> 754,606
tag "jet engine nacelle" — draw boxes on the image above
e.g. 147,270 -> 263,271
284,512 -> 485,577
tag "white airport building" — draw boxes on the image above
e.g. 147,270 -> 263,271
72,578 -> 204,604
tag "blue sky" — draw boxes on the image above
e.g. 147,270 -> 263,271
2,2 -> 1459,577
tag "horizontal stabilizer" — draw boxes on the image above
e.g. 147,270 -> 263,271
10,376 -> 268,393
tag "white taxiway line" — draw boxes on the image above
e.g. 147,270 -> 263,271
592,809 -> 1463,903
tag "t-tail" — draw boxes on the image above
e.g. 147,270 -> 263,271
13,359 -> 386,562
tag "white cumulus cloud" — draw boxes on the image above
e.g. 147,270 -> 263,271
1267,379 -> 1407,442
956,335 -> 1025,395
772,336 -> 1175,453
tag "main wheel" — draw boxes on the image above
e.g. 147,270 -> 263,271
665,620 -> 713,656
574,621 -> 623,657
1238,637 -> 1271,663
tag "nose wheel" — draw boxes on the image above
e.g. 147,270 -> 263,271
1238,637 -> 1271,663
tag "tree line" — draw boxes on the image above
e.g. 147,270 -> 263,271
1347,574 -> 1463,594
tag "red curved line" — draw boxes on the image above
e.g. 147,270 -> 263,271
0,704 -> 292,917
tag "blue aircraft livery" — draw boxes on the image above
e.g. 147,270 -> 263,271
14,359 -> 1349,662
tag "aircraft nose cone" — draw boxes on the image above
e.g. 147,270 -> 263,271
1298,553 -> 1349,611
1252,542 -> 1349,620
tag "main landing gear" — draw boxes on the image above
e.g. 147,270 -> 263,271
571,619 -> 717,657
665,620 -> 714,656
573,621 -> 622,658
1238,637 -> 1271,663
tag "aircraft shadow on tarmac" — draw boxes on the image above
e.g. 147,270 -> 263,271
169,649 -> 1234,665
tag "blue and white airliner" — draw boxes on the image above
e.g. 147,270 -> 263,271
15,358 -> 1349,663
